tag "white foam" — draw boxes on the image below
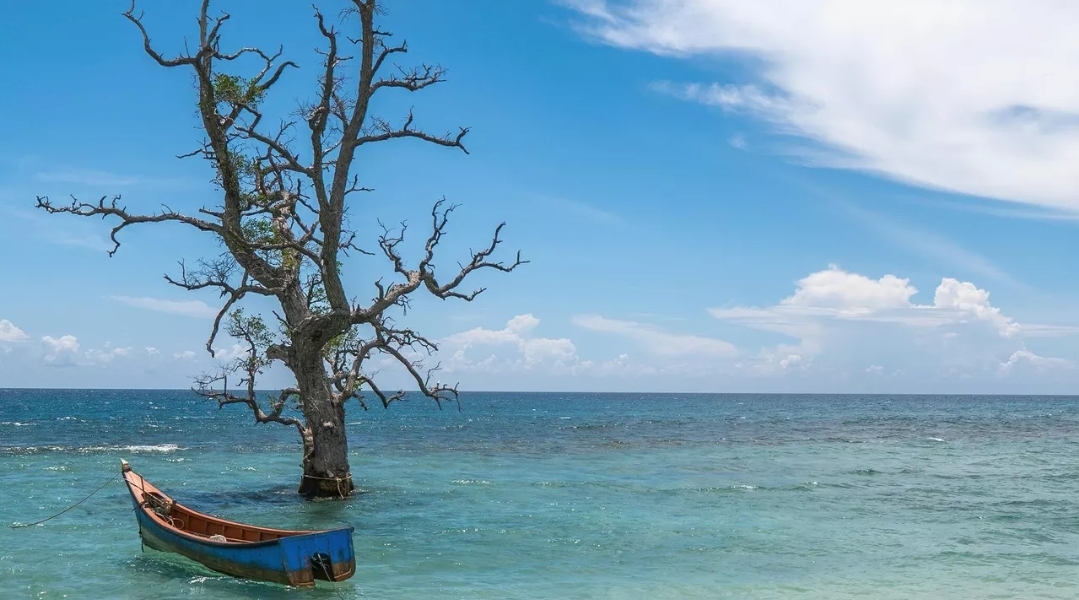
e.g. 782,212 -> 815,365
9,443 -> 185,454
117,444 -> 182,453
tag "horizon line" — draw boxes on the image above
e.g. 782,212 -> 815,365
1,387 -> 1077,397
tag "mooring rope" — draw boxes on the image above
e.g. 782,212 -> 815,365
11,473 -> 119,529
316,552 -> 349,600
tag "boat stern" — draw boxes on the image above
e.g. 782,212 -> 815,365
278,527 -> 356,586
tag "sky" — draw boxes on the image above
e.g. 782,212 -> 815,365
3,0 -> 1079,393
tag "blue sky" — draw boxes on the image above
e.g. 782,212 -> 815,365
3,0 -> 1079,393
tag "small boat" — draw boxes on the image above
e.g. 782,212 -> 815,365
119,459 -> 355,587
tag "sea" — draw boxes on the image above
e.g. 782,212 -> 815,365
1,390 -> 1078,599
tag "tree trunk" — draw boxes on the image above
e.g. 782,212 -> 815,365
292,351 -> 354,499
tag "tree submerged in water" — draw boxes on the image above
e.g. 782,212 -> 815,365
35,0 -> 524,498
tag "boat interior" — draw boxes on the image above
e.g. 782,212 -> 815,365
124,469 -> 312,544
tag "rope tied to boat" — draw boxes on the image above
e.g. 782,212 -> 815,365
315,549 -> 349,600
140,490 -> 185,529
10,473 -> 119,529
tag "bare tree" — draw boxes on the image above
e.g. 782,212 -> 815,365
35,0 -> 524,498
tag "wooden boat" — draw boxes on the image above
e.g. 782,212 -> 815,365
119,459 -> 355,587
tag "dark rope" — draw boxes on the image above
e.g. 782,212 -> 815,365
316,555 -> 348,600
11,473 -> 120,529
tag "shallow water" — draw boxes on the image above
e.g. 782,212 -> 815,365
2,390 -> 1079,598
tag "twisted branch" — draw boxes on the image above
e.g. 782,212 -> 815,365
35,195 -> 221,257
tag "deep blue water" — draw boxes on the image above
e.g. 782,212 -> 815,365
2,390 -> 1079,598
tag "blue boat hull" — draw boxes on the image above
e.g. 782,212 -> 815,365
121,460 -> 355,587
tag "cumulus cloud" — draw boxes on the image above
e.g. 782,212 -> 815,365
997,348 -> 1073,376
711,265 -> 1022,337
780,267 -> 916,313
0,320 -> 29,342
441,314 -> 579,372
174,350 -> 197,360
41,335 -> 80,367
710,265 -> 1073,377
932,278 -> 1019,336
568,0 -> 1079,209
111,296 -> 219,318
38,336 -> 136,367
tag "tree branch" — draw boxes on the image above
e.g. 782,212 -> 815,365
356,109 -> 470,153
123,1 -> 198,67
193,310 -> 305,436
35,195 -> 222,257
196,376 -> 306,437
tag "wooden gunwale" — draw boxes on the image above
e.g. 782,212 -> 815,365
122,465 -> 318,545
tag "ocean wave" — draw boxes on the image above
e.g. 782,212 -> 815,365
122,444 -> 182,453
0,443 -> 183,455
1,421 -> 31,427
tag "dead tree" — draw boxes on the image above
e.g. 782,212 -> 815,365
35,0 -> 524,498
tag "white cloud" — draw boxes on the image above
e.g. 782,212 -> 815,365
933,278 -> 1019,337
145,347 -> 160,356
712,265 -> 1022,337
569,0 -> 1079,210
572,314 -> 737,357
0,319 -> 29,342
86,345 -> 132,364
780,266 -> 915,313
174,350 -> 197,360
111,296 -> 219,318
441,314 -> 580,373
779,353 -> 803,370
505,314 -> 541,334
997,348 -> 1073,376
212,344 -> 250,362
710,265 -> 1073,377
41,335 -> 80,367
39,336 -> 136,367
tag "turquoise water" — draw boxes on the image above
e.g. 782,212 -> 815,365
2,390 -> 1079,599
